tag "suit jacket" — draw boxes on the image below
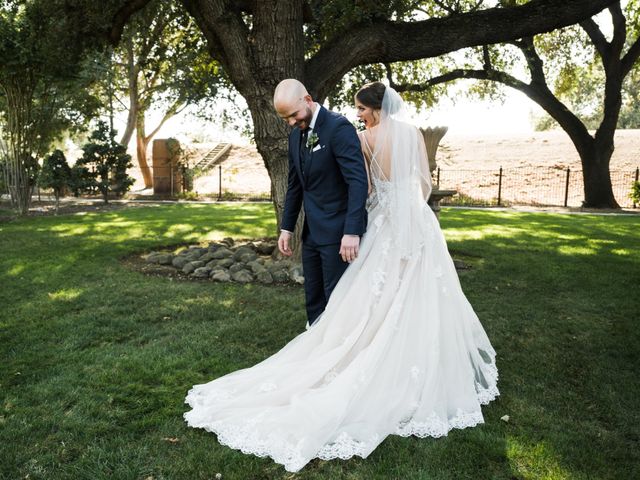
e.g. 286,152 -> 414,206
280,106 -> 368,246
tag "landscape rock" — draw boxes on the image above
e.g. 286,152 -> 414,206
247,261 -> 266,274
145,252 -> 163,263
199,252 -> 218,263
256,270 -> 274,284
217,258 -> 234,268
289,265 -> 305,284
188,246 -> 207,257
256,242 -> 276,255
212,247 -> 233,259
271,269 -> 289,283
172,256 -> 191,269
239,251 -> 258,263
231,270 -> 254,283
211,270 -> 231,282
229,263 -> 247,274
233,246 -> 255,261
183,260 -> 205,274
154,254 -> 173,265
207,242 -> 223,252
453,259 -> 469,270
193,266 -> 212,278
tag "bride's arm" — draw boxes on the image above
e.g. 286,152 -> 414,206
357,131 -> 373,195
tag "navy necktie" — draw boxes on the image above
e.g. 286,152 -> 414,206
300,129 -> 308,174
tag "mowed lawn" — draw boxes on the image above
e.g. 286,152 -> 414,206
0,203 -> 638,480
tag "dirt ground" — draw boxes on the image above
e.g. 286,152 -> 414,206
176,129 -> 640,207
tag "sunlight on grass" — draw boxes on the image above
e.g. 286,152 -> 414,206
610,248 -> 632,256
507,436 -> 574,480
6,264 -> 25,276
47,288 -> 83,302
557,245 -> 598,256
48,224 -> 90,236
445,224 -> 526,241
220,299 -> 235,308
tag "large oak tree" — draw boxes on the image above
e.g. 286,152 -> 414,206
107,0 -> 617,246
385,0 -> 640,208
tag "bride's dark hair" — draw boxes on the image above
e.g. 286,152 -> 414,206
355,82 -> 386,110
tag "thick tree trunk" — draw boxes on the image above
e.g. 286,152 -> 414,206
1,81 -> 36,215
546,112 -> 620,208
135,112 -> 152,188
245,83 -> 304,260
181,0 -> 306,255
119,36 -> 138,149
581,140 -> 619,208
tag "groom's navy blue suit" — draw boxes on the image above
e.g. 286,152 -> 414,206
281,106 -> 368,325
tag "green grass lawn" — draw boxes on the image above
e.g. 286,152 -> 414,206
1,204 -> 638,480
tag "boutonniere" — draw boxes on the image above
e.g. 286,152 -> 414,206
306,131 -> 319,150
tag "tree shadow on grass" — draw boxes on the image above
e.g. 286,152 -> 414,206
1,206 -> 638,479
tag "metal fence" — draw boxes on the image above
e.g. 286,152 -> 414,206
435,166 -> 639,209
3,164 -> 639,209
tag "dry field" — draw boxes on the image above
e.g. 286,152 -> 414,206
134,129 -> 640,207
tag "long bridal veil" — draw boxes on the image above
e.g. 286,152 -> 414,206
368,86 -> 433,259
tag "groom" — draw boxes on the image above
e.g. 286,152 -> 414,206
274,79 -> 368,327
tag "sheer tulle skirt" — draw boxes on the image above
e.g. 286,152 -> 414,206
184,190 -> 498,472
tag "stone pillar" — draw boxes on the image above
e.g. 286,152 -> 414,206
152,139 -> 182,196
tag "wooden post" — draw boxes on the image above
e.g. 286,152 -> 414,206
634,167 -> 639,209
218,165 -> 222,201
497,167 -> 503,206
564,167 -> 570,207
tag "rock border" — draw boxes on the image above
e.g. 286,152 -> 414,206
143,237 -> 304,285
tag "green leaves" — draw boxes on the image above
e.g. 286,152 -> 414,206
75,121 -> 134,202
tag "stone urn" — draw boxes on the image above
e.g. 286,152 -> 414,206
419,126 -> 456,219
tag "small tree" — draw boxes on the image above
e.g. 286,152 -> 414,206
76,122 -> 134,203
631,181 -> 640,205
39,149 -> 71,213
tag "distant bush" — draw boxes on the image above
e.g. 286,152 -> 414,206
176,191 -> 200,201
74,122 -> 134,203
630,181 -> 640,204
38,149 -> 71,213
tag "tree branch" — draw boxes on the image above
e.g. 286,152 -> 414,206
609,2 -> 627,57
180,0 -> 254,92
621,36 -> 640,77
482,45 -> 491,70
391,66 -> 593,155
306,0 -> 618,98
580,18 -> 609,60
109,0 -> 153,44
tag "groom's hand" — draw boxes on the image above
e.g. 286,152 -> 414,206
340,235 -> 360,263
278,230 -> 293,257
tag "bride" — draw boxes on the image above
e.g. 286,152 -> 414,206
184,82 -> 499,472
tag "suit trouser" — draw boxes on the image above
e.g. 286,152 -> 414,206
302,240 -> 349,325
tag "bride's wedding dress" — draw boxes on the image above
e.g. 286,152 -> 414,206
184,89 -> 498,472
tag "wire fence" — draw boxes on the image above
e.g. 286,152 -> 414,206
2,164 -> 639,209
435,166 -> 639,209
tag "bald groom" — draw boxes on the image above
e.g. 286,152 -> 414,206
274,79 -> 368,327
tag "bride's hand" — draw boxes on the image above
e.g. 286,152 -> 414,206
339,235 -> 360,263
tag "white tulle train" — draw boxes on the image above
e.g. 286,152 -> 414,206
184,182 -> 499,472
